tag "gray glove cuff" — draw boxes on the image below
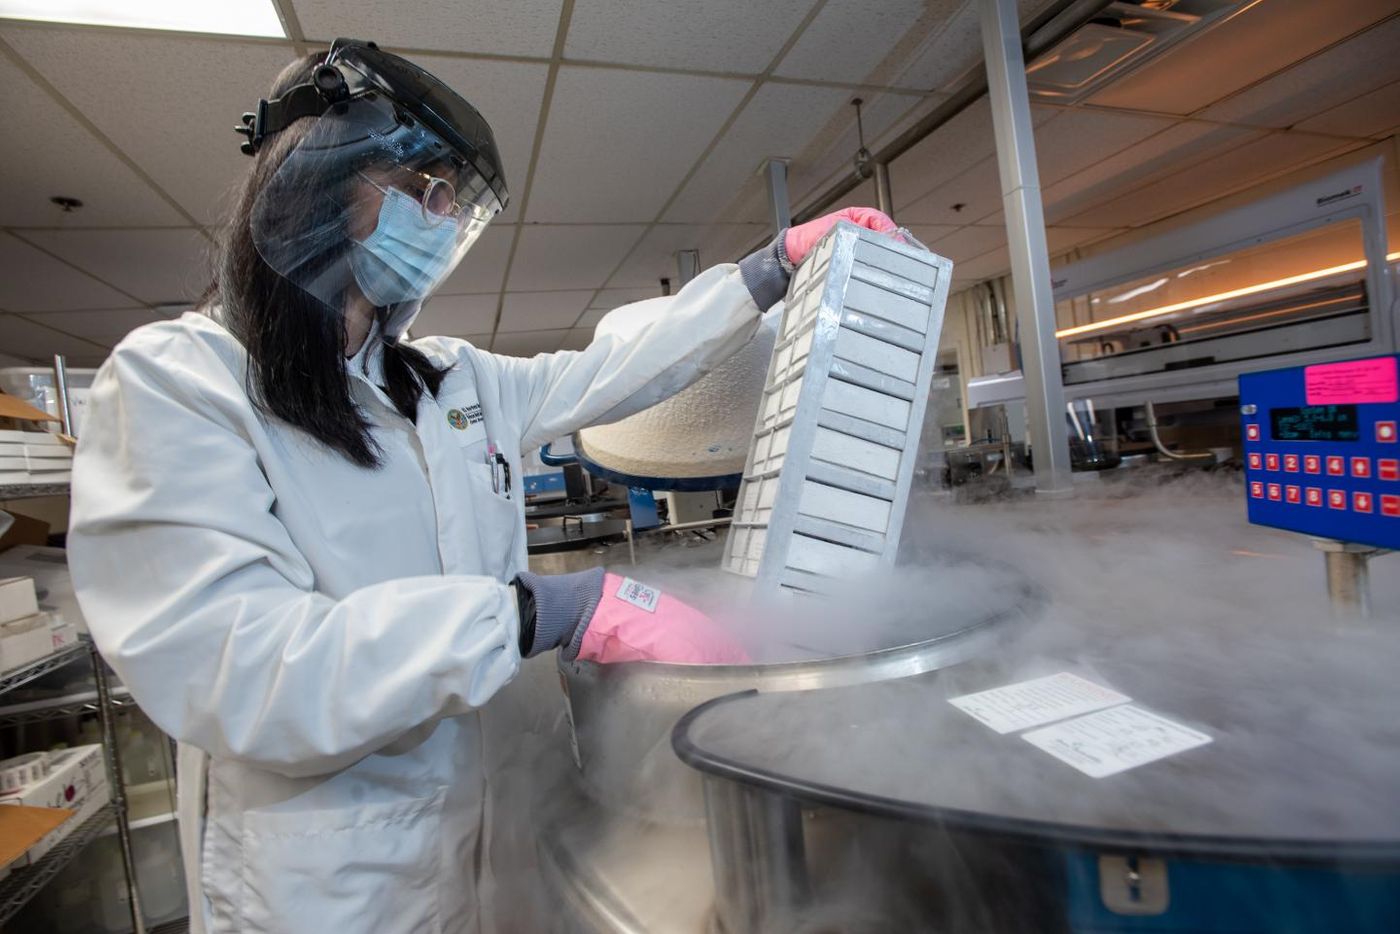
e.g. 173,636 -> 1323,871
738,231 -> 793,311
513,568 -> 605,658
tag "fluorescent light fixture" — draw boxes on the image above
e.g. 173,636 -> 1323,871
1056,251 -> 1400,341
0,0 -> 285,37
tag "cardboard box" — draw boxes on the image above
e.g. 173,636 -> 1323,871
0,745 -> 109,866
0,513 -> 52,551
0,803 -> 73,870
0,576 -> 38,623
0,613 -> 52,672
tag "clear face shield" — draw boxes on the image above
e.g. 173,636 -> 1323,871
250,91 -> 501,334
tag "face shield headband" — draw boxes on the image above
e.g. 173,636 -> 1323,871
238,40 -> 507,337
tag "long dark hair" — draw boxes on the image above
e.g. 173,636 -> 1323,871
205,52 -> 447,468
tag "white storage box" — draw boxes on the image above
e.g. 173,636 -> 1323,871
723,222 -> 952,595
0,576 -> 39,624
0,744 -> 109,866
0,367 -> 96,435
0,546 -> 86,631
0,613 -> 52,672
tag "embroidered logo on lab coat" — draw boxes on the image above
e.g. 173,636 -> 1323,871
447,403 -> 483,431
442,397 -> 487,447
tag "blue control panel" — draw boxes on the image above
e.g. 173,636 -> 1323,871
1240,355 -> 1400,549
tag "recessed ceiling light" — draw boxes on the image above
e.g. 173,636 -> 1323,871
0,1 -> 285,38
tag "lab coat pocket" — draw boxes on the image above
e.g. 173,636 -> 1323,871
239,787 -> 447,934
467,461 -> 519,578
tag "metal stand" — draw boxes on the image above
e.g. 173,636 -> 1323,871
93,643 -> 147,934
0,641 -> 145,932
1313,539 -> 1384,619
702,777 -> 809,934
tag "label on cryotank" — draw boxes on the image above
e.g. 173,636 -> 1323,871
1304,357 -> 1398,405
948,672 -> 1130,735
1021,705 -> 1212,779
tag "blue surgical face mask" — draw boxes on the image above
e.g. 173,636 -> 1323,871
349,187 -> 460,307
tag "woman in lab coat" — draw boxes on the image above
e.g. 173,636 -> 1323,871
66,40 -> 895,934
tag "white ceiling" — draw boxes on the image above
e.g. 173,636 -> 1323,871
0,0 -> 1396,365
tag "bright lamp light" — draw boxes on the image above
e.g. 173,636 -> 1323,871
0,1 -> 285,38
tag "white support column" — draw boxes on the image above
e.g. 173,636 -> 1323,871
676,249 -> 701,287
762,158 -> 792,233
980,0 -> 1073,494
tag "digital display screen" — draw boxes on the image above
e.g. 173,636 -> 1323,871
1270,405 -> 1360,442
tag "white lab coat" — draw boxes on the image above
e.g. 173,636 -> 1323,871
67,265 -> 761,934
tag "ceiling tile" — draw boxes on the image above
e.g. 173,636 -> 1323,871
0,233 -> 133,312
0,314 -> 108,364
887,0 -> 981,92
1033,109 -> 1179,187
1294,80 -> 1400,140
559,328 -> 594,352
506,225 -> 645,291
889,100 -> 1056,215
1040,122 -> 1262,225
665,83 -> 850,224
1086,0 -> 1396,116
437,226 -> 516,295
927,225 -> 1006,264
0,48 -> 185,228
292,0 -> 564,57
525,67 -> 750,223
897,158 -> 1002,226
588,287 -> 662,309
491,329 -> 569,357
413,293 -> 498,337
1199,18 -> 1400,130
902,224 -> 961,248
499,290 -> 595,332
565,0 -> 809,72
21,308 -> 161,344
1,27 -> 296,225
786,91 -> 931,211
406,55 -> 551,224
1060,132 -> 1358,229
22,229 -> 210,304
774,0 -> 926,86
605,225 -> 713,289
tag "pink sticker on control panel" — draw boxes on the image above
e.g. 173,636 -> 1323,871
1304,357 -> 1398,404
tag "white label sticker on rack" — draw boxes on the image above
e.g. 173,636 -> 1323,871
1021,705 -> 1212,779
948,672 -> 1130,735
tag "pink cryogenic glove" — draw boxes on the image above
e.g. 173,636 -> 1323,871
784,206 -> 898,267
512,570 -> 749,665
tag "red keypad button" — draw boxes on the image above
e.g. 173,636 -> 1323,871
1329,489 -> 1347,510
1327,456 -> 1345,476
1283,454 -> 1299,473
1285,485 -> 1301,504
1267,483 -> 1282,501
1382,494 -> 1400,517
1250,481 -> 1264,499
1265,454 -> 1280,471
1380,459 -> 1399,481
1351,457 -> 1371,479
1246,424 -> 1261,441
1377,421 -> 1397,443
1247,453 -> 1262,470
1353,492 -> 1374,514
1305,487 -> 1323,507
1304,454 -> 1322,474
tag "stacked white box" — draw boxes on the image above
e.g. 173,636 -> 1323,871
723,222 -> 952,594
0,429 -> 72,484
